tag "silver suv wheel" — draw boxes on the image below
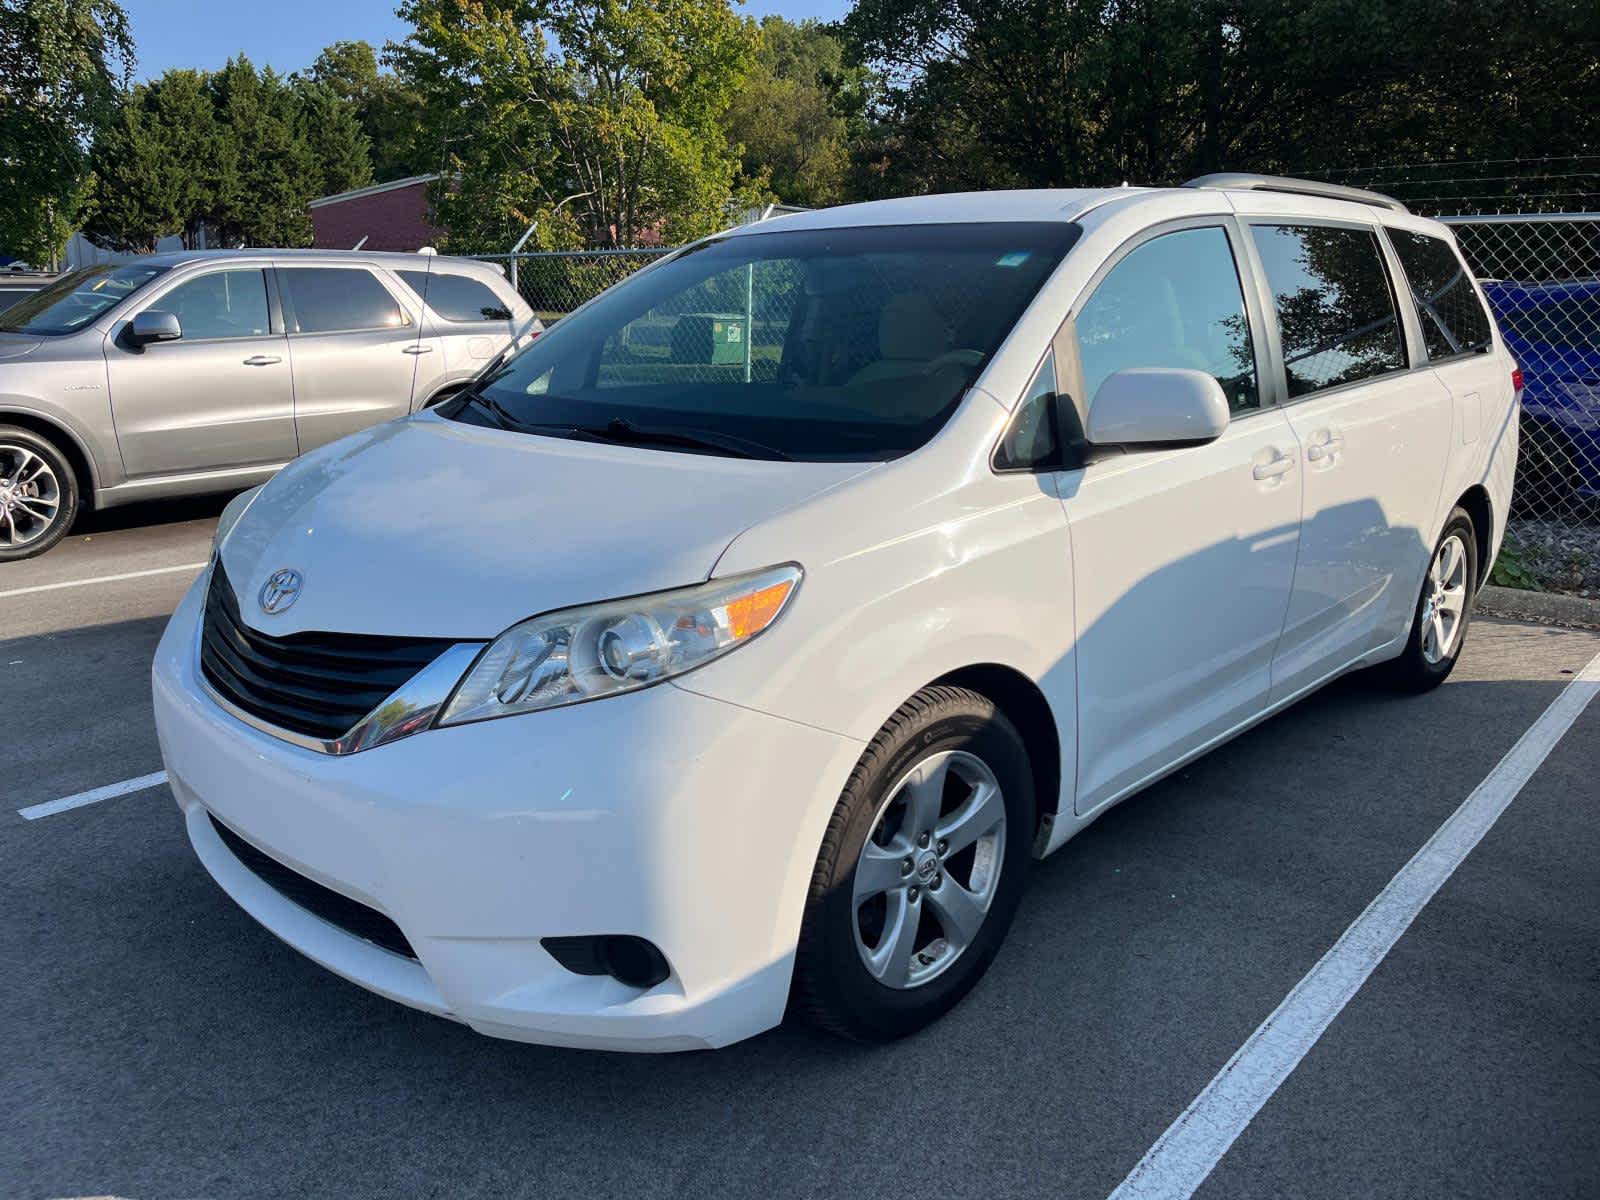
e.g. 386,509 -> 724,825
0,441 -> 64,552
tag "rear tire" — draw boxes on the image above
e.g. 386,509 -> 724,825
791,686 -> 1034,1043
1387,508 -> 1478,693
0,425 -> 78,561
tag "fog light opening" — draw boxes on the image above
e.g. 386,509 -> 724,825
542,934 -> 671,990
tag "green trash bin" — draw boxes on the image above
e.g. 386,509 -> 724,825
671,313 -> 747,365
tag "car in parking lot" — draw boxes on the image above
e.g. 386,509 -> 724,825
153,173 -> 1518,1051
1481,277 -> 1600,500
0,268 -> 52,314
0,250 -> 539,560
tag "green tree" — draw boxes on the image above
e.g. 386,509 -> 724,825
0,0 -> 134,266
842,0 -> 1600,197
389,0 -> 758,249
84,57 -> 375,253
303,39 -> 430,181
723,16 -> 872,208
211,57 -> 320,246
83,68 -> 231,251
295,78 -> 374,197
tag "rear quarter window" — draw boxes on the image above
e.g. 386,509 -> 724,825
1389,230 -> 1493,360
398,270 -> 513,323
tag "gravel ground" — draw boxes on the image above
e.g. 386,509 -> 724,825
1501,516 -> 1600,597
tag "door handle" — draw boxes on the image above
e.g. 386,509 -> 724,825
402,345 -> 434,355
241,355 -> 281,366
1306,434 -> 1345,462
1252,451 -> 1297,480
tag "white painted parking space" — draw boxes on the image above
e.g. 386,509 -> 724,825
0,561 -> 206,600
1106,647 -> 1600,1200
17,770 -> 169,821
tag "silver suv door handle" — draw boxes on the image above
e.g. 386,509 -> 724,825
242,355 -> 282,366
1306,433 -> 1345,461
402,345 -> 434,355
1253,451 -> 1297,480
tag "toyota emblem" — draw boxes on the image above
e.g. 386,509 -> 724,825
258,568 -> 304,615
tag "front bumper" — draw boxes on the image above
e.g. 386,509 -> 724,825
152,571 -> 864,1051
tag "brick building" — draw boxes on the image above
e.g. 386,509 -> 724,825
309,175 -> 446,252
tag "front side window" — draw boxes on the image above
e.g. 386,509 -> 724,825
398,270 -> 513,323
1075,226 -> 1259,414
442,222 -> 1082,462
0,263 -> 167,336
1389,230 -> 1492,360
152,269 -> 270,340
1252,224 -> 1407,398
279,267 -> 408,334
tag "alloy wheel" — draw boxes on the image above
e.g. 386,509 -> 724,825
851,749 -> 1007,990
0,442 -> 63,552
1420,533 -> 1469,665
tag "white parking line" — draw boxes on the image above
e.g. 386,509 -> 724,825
0,562 -> 207,601
18,771 -> 169,821
1107,646 -> 1600,1200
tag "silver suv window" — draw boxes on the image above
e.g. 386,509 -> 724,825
0,263 -> 167,336
157,269 -> 271,340
279,267 -> 409,334
397,270 -> 512,322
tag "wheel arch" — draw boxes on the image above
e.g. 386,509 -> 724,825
928,662 -> 1062,849
1455,484 -> 1493,591
0,407 -> 99,510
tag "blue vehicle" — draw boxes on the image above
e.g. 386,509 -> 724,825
1482,278 -> 1600,501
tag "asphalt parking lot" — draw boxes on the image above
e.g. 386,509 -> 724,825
4,495 -> 1598,1200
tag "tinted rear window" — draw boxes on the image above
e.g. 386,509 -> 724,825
399,270 -> 513,322
1390,230 -> 1492,360
279,267 -> 408,334
1252,224 -> 1407,398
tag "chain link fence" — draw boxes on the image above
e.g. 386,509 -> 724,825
475,248 -> 673,324
479,194 -> 1600,597
1442,214 -> 1600,596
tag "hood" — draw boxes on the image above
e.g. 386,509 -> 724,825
219,414 -> 872,638
0,334 -> 43,361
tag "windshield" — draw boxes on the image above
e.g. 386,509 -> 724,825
441,222 -> 1081,461
0,263 -> 168,336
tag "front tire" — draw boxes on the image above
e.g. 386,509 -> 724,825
791,686 -> 1034,1042
0,426 -> 78,561
1388,507 -> 1478,692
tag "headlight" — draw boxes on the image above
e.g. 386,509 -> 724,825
212,485 -> 263,555
436,564 -> 802,727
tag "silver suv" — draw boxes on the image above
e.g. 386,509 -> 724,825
0,249 -> 540,559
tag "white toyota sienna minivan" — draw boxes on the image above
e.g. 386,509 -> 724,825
154,175 -> 1520,1051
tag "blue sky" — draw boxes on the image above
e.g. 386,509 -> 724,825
123,0 -> 853,79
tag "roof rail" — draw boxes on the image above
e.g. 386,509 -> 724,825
1183,172 -> 1409,214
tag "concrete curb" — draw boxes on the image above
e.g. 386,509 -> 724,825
1478,584 -> 1600,630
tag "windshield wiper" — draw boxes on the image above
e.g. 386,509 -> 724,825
575,418 -> 794,462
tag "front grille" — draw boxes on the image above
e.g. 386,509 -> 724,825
209,814 -> 416,959
201,563 -> 458,741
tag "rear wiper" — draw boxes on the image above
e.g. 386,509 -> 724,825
575,417 -> 794,461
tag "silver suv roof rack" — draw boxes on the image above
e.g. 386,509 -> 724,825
1183,172 -> 1409,214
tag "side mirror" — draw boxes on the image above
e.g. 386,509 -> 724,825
129,310 -> 182,346
1086,368 -> 1230,447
